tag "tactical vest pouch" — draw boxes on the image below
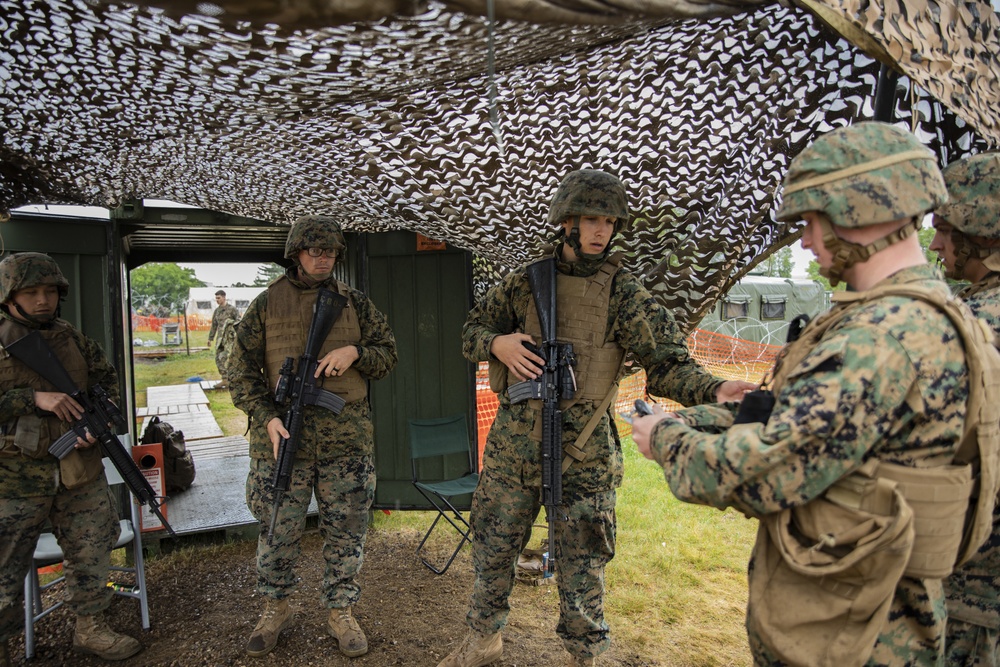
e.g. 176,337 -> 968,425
748,478 -> 914,667
488,359 -> 507,395
876,461 -> 973,578
59,446 -> 104,490
13,413 -> 45,458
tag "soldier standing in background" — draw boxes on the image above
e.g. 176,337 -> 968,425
930,153 -> 1000,666
207,290 -> 239,386
0,252 -> 142,664
632,122 -> 998,666
437,169 -> 755,667
228,216 -> 397,659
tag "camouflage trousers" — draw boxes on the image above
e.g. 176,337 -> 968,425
466,469 -> 616,659
215,343 -> 231,383
0,477 -> 119,642
246,454 -> 375,608
945,619 -> 1000,667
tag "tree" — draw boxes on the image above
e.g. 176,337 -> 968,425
131,263 -> 205,316
253,263 -> 284,286
806,259 -> 844,292
918,226 -> 939,265
760,246 -> 794,278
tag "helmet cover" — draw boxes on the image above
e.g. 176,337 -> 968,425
546,169 -> 629,227
0,252 -> 70,303
935,153 -> 1000,239
776,122 -> 947,228
284,215 -> 347,260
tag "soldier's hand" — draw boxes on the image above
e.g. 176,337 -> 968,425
491,333 -> 544,381
266,417 -> 290,459
74,428 -> 98,449
716,380 -> 756,403
316,345 -> 360,378
34,391 -> 85,423
631,403 -> 680,460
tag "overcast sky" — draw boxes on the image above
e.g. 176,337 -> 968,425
181,262 -> 267,287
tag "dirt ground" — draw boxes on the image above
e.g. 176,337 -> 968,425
10,529 -> 659,667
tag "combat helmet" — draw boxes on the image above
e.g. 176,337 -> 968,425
284,215 -> 347,261
933,153 -> 1000,279
0,252 -> 69,303
547,169 -> 629,260
776,121 -> 947,286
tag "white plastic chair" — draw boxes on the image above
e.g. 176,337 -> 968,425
23,449 -> 150,659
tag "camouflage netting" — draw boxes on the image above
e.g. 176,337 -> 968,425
1,0 -> 997,328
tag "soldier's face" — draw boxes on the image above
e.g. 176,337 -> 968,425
215,294 -> 226,306
297,249 -> 335,279
929,216 -> 957,274
561,215 -> 616,260
8,285 -> 60,322
799,212 -> 834,270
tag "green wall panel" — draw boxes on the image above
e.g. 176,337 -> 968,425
365,232 -> 475,509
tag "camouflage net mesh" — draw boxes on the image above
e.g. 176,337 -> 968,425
0,0 -> 995,328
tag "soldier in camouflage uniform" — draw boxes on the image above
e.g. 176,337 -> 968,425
930,153 -> 1000,666
632,122 -> 987,666
0,252 -> 142,664
437,169 -> 755,667
207,290 -> 239,385
228,216 -> 397,659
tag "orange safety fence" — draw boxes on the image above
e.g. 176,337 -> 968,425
474,329 -> 781,462
132,314 -> 213,332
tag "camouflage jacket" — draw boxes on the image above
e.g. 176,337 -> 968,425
228,268 -> 397,460
208,302 -> 239,342
650,264 -> 971,666
946,272 -> 1000,629
464,247 -> 724,493
0,308 -> 118,498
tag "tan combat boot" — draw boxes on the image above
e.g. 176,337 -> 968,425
437,630 -> 502,667
327,606 -> 368,657
72,613 -> 142,660
246,597 -> 295,657
565,653 -> 596,666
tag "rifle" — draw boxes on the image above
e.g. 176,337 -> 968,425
6,331 -> 176,537
267,287 -> 349,545
508,257 -> 577,577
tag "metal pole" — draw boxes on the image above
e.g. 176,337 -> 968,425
873,64 -> 900,123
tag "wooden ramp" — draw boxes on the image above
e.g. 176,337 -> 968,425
136,383 -> 317,543
138,383 -> 253,540
137,382 -> 223,440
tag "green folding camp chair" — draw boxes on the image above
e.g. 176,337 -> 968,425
409,414 -> 480,574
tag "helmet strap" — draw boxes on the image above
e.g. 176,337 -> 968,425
12,302 -> 57,327
819,216 -> 920,286
948,229 -> 998,280
564,215 -> 610,262
565,217 -> 584,257
296,266 -> 332,286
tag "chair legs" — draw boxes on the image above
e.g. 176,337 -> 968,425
24,565 -> 67,659
415,492 -> 473,575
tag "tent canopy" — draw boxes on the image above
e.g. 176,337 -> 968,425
1,0 -> 996,327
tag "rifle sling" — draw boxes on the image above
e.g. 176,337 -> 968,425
561,383 -> 619,474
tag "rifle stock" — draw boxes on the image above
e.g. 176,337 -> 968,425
6,331 -> 176,537
267,288 -> 349,545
